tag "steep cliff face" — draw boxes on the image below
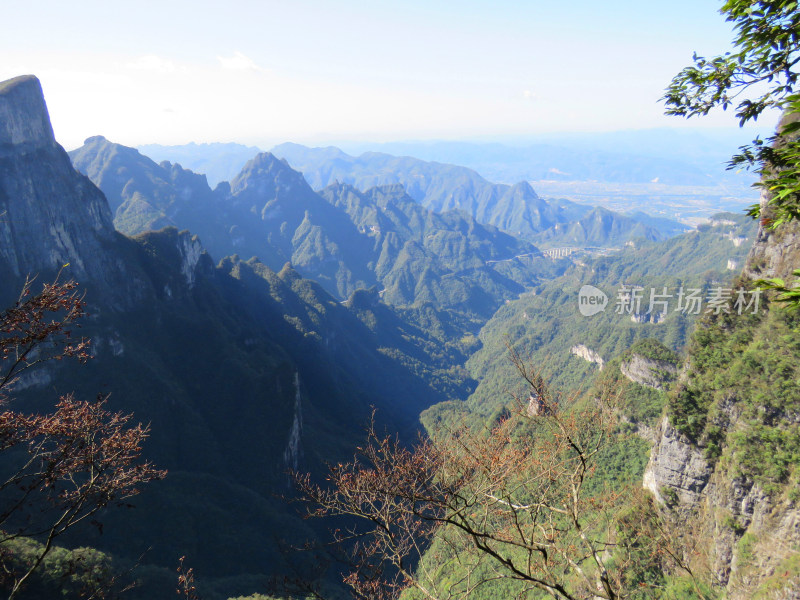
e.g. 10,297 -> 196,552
744,190 -> 800,282
0,75 -> 55,147
620,354 -> 677,391
643,415 -> 711,507
0,76 -> 144,307
644,199 -> 800,597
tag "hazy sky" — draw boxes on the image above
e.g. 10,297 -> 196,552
0,0 -> 778,149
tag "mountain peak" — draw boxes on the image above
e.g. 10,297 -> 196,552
83,135 -> 108,145
249,151 -> 293,171
509,181 -> 538,197
230,151 -> 309,194
0,74 -> 119,288
0,75 -> 56,150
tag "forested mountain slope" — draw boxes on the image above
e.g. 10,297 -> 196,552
645,193 -> 800,598
72,138 -> 565,319
1,75 -> 472,599
424,213 -> 757,428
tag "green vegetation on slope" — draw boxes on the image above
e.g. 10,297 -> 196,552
669,281 -> 800,493
422,213 -> 756,429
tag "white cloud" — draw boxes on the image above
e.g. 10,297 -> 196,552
217,51 -> 267,73
126,55 -> 177,73
523,89 -> 536,101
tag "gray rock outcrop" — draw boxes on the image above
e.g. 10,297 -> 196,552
0,75 -> 120,293
620,354 -> 677,390
569,344 -> 604,370
643,416 -> 712,506
0,75 -> 55,149
743,188 -> 800,282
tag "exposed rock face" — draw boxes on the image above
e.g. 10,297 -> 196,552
0,75 -> 130,302
0,74 -> 223,314
645,411 -> 800,597
724,231 -> 748,247
629,311 -> 666,324
645,186 -> 800,596
569,344 -> 604,370
178,231 -> 205,287
0,75 -> 55,148
620,354 -> 677,390
744,188 -> 800,282
643,416 -> 712,506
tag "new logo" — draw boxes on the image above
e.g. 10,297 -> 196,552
578,285 -> 608,316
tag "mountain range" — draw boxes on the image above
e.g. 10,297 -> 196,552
137,142 -> 261,188
1,75 -> 474,597
124,140 -> 688,246
71,137 -> 567,318
334,132 -> 762,186
5,71 -> 795,600
269,142 -> 685,244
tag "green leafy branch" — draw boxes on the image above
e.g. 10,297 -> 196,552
664,1 -> 800,227
663,1 -> 799,124
755,268 -> 800,308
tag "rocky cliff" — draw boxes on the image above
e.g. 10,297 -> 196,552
0,75 -> 55,148
569,344 -> 604,370
620,353 -> 677,391
744,191 -> 800,282
643,189 -> 800,597
0,76 -> 145,307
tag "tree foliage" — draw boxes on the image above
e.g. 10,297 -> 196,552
0,277 -> 165,598
296,353 -> 691,600
663,0 -> 800,229
0,275 -> 90,398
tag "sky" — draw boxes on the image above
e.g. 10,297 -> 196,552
0,0 -> 780,150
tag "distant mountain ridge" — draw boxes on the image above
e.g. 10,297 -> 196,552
271,142 -> 587,231
72,138 -> 564,318
334,131 -> 762,187
137,141 -> 260,187
139,134 -> 757,224
270,142 -> 674,245
532,205 -> 662,247
133,141 -> 686,245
